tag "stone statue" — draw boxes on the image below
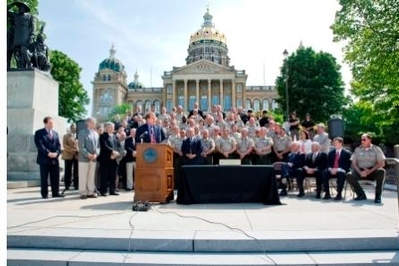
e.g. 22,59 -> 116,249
7,1 -> 35,69
31,24 -> 51,72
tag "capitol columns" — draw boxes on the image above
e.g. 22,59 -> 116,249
195,79 -> 200,106
232,79 -> 236,110
207,79 -> 211,112
172,80 -> 176,107
219,79 -> 224,109
184,79 -> 188,110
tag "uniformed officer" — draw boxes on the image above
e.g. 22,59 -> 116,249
236,128 -> 254,164
211,126 -> 221,165
272,125 -> 292,163
346,133 -> 386,203
168,126 -> 185,189
216,127 -> 237,160
253,127 -> 274,165
200,129 -> 215,165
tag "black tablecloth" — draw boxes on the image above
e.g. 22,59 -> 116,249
177,165 -> 281,205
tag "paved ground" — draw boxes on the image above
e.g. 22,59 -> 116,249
6,184 -> 399,265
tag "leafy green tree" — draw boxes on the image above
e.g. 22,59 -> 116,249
50,50 -> 89,122
108,103 -> 132,121
331,0 -> 399,139
275,46 -> 347,123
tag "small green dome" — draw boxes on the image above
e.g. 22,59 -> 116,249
128,71 -> 144,89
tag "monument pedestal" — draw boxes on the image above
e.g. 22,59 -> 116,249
7,69 -> 68,184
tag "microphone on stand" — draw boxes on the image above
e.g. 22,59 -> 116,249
139,131 -> 148,143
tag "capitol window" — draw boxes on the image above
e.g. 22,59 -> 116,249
253,99 -> 260,112
262,99 -> 270,111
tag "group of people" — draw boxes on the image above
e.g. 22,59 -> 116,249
34,103 -> 387,204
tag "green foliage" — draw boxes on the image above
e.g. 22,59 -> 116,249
108,103 -> 132,120
331,0 -> 399,144
50,50 -> 89,122
275,46 -> 347,124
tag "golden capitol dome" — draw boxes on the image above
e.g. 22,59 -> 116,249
189,8 -> 226,46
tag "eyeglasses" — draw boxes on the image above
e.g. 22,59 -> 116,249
361,138 -> 367,141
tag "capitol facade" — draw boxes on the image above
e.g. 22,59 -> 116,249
92,8 -> 278,120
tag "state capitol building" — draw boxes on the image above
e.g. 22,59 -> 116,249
91,8 -> 278,120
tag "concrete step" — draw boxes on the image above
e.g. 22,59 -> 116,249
7,228 -> 399,253
7,248 -> 399,265
7,180 -> 41,189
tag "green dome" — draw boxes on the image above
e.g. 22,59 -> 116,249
128,71 -> 144,89
98,45 -> 125,73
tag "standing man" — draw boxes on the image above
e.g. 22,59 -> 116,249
322,137 -> 351,200
62,123 -> 79,190
135,112 -> 166,144
236,128 -> 254,165
181,128 -> 203,165
200,129 -> 215,165
34,116 -> 63,198
78,117 -> 100,199
313,123 -> 331,154
124,128 -> 137,191
346,133 -> 386,203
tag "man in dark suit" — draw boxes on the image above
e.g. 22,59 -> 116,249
98,122 -> 121,196
34,116 -> 63,198
181,128 -> 203,165
135,112 -> 166,144
322,137 -> 351,200
280,141 -> 305,196
124,128 -> 136,191
300,142 -> 327,198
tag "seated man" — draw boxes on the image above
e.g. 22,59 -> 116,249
346,133 -> 386,203
280,141 -> 305,196
300,142 -> 327,198
322,137 -> 351,200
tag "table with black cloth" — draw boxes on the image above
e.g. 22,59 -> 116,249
177,165 -> 281,205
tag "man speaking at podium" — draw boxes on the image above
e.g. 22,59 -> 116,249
135,112 -> 166,144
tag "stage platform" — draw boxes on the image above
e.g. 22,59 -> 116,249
7,185 -> 399,265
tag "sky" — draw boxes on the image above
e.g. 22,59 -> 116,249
35,0 -> 351,115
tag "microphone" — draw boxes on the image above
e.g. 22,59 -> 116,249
139,131 -> 148,139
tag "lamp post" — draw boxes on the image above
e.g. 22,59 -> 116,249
283,49 -> 289,121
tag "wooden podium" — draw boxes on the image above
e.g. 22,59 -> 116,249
134,143 -> 174,203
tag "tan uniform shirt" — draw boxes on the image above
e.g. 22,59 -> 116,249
217,136 -> 236,153
273,135 -> 291,152
351,145 -> 386,169
236,137 -> 254,153
254,136 -> 274,155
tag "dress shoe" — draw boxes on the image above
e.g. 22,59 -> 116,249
42,195 -> 48,199
80,195 -> 87,199
374,196 -> 382,204
87,194 -> 97,198
315,194 -> 321,199
53,194 -> 64,198
354,194 -> 367,201
110,192 -> 120,196
334,194 -> 342,201
279,189 -> 287,196
100,193 -> 107,197
297,191 -> 305,197
323,193 -> 331,200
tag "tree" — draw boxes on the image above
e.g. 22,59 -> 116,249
108,103 -> 132,120
275,46 -> 347,123
50,50 -> 89,122
331,0 -> 399,134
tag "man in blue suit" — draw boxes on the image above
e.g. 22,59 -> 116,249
181,128 -> 203,165
135,112 -> 166,144
34,116 -> 63,198
280,141 -> 305,196
322,137 -> 351,200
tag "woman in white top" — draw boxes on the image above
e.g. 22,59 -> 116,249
298,130 -> 312,154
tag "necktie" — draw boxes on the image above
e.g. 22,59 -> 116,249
312,153 -> 316,163
48,130 -> 53,140
333,151 -> 340,168
150,126 -> 156,143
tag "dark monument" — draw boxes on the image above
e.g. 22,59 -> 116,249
7,1 -> 51,72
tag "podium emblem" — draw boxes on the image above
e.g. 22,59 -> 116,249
143,147 -> 158,163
